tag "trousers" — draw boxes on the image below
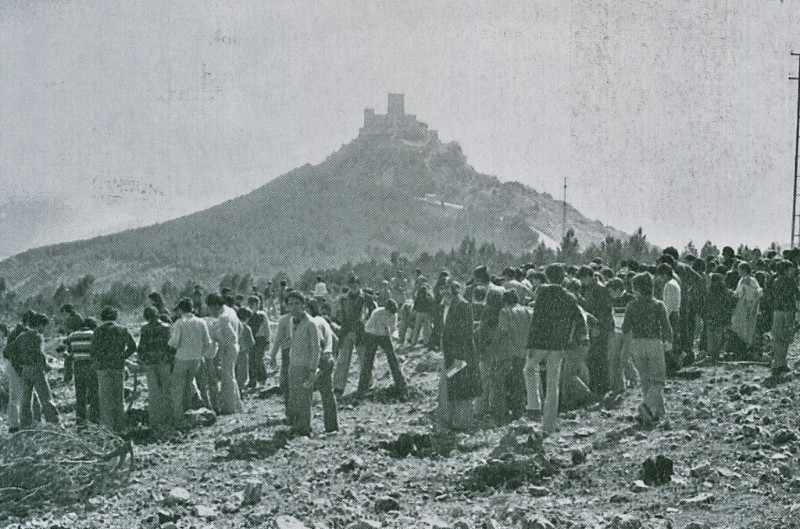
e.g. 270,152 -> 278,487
357,333 -> 406,392
523,349 -> 564,434
73,360 -> 99,423
630,338 -> 666,420
20,365 -> 59,428
144,363 -> 172,434
97,368 -> 124,432
287,356 -> 338,435
171,358 -> 201,423
771,310 -> 794,373
333,330 -> 364,393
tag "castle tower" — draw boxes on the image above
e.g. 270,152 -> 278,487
387,93 -> 404,116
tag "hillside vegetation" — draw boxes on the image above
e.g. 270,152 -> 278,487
0,132 -> 624,297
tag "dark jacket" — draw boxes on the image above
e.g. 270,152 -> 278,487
137,320 -> 174,366
441,296 -> 481,402
3,329 -> 45,372
580,281 -> 613,333
527,284 -> 586,351
91,321 -> 136,370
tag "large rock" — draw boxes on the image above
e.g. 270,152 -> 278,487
374,496 -> 401,513
241,479 -> 263,506
184,407 -> 217,428
164,487 -> 192,506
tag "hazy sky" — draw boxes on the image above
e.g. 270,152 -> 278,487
2,0 -> 799,255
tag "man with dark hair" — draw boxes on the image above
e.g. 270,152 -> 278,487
63,317 -> 100,425
525,263 -> 587,434
577,265 -> 613,396
60,303 -> 85,335
285,291 -> 323,436
490,289 -> 532,424
333,276 -> 371,395
437,281 -> 481,432
270,292 -> 294,415
767,260 -> 798,382
91,307 -> 136,432
359,299 -> 407,396
191,285 -> 204,316
138,306 -> 174,437
206,293 -> 243,414
246,296 -> 270,389
409,277 -> 434,348
655,263 -> 681,375
169,298 -> 213,425
4,312 -> 60,428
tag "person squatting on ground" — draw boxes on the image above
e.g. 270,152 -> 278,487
622,272 -> 673,426
3,312 -> 60,429
169,298 -> 213,427
90,307 -> 136,433
137,306 -> 175,438
62,317 -> 100,425
358,298 -> 407,397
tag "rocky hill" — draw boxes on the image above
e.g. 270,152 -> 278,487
0,97 -> 625,296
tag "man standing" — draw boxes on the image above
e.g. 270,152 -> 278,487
308,299 -> 339,433
656,263 -> 681,375
285,291 -> 322,436
577,266 -> 613,396
491,290 -> 532,424
4,313 -> 60,428
247,296 -> 270,388
437,281 -> 481,432
60,304 -> 85,335
63,317 -> 100,425
525,264 -> 587,434
137,306 -> 174,438
91,307 -> 136,433
333,276 -> 370,395
270,303 -> 294,417
767,260 -> 797,383
169,299 -> 213,426
206,293 -> 242,414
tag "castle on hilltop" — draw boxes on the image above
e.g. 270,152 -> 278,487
359,94 -> 438,143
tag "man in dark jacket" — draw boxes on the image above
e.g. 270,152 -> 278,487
525,264 -> 587,434
577,266 -> 613,396
4,312 -> 60,428
768,260 -> 798,381
332,276 -> 372,395
91,306 -> 136,433
436,281 -> 481,432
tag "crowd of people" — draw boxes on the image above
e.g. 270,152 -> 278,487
0,244 -> 798,439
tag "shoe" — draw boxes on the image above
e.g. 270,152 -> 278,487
8,427 -> 19,434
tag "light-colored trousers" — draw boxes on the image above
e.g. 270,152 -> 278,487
216,345 -> 243,415
524,349 -> 564,433
630,338 -> 666,419
171,358 -> 201,422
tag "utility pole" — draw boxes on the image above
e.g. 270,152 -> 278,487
790,52 -> 800,247
562,177 -> 568,239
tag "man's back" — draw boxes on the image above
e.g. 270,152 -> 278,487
528,284 -> 583,351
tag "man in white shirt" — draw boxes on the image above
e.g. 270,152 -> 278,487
169,298 -> 213,424
357,300 -> 407,397
206,294 -> 243,415
656,263 -> 681,375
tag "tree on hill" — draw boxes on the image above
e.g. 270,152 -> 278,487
557,228 -> 581,264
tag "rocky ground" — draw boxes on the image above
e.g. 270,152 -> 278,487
3,339 -> 800,529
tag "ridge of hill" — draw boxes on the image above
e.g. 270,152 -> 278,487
0,98 -> 625,296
